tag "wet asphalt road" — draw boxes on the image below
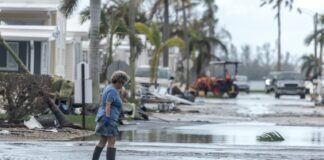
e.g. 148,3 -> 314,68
1,93 -> 324,160
1,141 -> 324,160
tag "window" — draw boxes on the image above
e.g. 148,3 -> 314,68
0,42 -> 19,71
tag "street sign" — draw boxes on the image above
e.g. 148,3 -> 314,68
74,79 -> 92,104
74,62 -> 92,129
76,62 -> 90,79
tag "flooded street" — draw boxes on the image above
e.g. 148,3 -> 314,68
2,93 -> 324,159
2,141 -> 324,160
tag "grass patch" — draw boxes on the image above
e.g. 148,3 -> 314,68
0,114 -> 6,120
205,94 -> 225,99
257,131 -> 285,142
250,90 -> 265,93
66,115 -> 96,130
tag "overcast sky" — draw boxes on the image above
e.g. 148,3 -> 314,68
67,0 -> 324,58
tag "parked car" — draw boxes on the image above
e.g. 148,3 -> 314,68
264,71 -> 280,93
234,75 -> 250,93
274,72 -> 306,99
135,65 -> 172,87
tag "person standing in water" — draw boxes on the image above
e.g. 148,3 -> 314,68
92,70 -> 129,160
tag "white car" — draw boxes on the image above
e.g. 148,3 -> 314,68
274,72 -> 306,99
135,65 -> 173,87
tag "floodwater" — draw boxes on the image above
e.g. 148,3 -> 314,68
77,122 -> 324,147
1,93 -> 324,159
2,122 -> 324,160
197,92 -> 314,115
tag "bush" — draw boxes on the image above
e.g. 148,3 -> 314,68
0,73 -> 51,123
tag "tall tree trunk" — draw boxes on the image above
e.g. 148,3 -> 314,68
314,13 -> 318,77
182,0 -> 190,89
89,0 -> 101,103
277,5 -> 282,71
45,96 -> 73,127
129,0 -> 136,100
163,0 -> 170,67
0,37 -> 30,73
319,39 -> 323,77
99,32 -> 114,83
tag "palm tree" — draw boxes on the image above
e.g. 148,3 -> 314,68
188,19 -> 228,76
129,0 -> 137,100
80,0 -> 145,99
0,34 -> 73,127
301,54 -> 319,79
61,0 -> 101,103
260,0 -> 294,71
181,0 -> 190,89
135,22 -> 185,84
305,29 -> 324,77
202,0 -> 218,37
304,15 -> 324,77
163,0 -> 170,67
80,2 -> 129,82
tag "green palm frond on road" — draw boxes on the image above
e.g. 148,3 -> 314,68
257,131 -> 285,142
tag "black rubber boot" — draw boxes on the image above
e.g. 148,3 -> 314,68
92,146 -> 104,160
106,147 -> 116,160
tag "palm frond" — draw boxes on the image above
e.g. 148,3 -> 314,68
304,33 -> 316,46
319,15 -> 324,25
79,7 -> 90,24
60,0 -> 79,18
304,28 -> 324,46
257,131 -> 285,142
135,22 -> 153,43
151,23 -> 162,48
210,38 -> 228,54
148,0 -> 164,21
159,36 -> 185,52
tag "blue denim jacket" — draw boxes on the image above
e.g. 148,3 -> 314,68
95,85 -> 122,122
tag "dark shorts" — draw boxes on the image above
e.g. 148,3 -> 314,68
95,117 -> 119,137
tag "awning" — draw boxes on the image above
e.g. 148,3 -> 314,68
0,2 -> 59,11
0,25 -> 56,41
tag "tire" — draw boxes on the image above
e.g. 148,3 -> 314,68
246,89 -> 250,94
228,84 -> 239,98
300,94 -> 305,99
275,93 -> 280,99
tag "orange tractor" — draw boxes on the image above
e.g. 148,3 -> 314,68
193,61 -> 240,98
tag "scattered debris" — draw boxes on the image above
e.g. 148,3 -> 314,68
44,128 -> 58,133
24,116 -> 43,129
0,130 -> 10,135
187,110 -> 200,113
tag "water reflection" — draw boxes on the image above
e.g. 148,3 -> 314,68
119,130 -> 216,144
77,122 -> 324,147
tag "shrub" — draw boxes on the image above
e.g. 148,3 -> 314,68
0,73 -> 51,123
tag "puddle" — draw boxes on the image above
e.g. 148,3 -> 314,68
77,122 -> 324,147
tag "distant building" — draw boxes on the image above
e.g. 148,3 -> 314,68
98,34 -> 181,75
0,0 -> 87,81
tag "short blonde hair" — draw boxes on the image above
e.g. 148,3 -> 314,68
111,70 -> 129,84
